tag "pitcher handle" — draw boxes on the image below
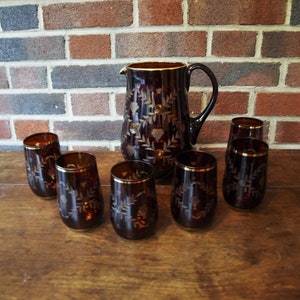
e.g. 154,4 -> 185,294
186,63 -> 218,145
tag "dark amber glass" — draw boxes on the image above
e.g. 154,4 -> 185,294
170,151 -> 217,229
23,132 -> 61,197
226,117 -> 264,162
120,61 -> 218,179
56,152 -> 104,230
110,160 -> 158,240
223,138 -> 269,210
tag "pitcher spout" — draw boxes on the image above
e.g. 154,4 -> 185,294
119,66 -> 127,75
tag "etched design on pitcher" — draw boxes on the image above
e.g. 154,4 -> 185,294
121,86 -> 185,166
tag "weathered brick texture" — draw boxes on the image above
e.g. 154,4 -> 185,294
210,92 -> 249,115
0,94 -> 65,115
276,122 -> 300,143
115,93 -> 126,116
0,5 -> 38,31
43,1 -> 133,29
139,0 -> 183,25
212,31 -> 256,57
116,32 -> 207,57
0,0 -> 298,150
188,91 -> 249,116
262,32 -> 300,58
10,67 -> 47,89
291,0 -> 300,25
197,120 -> 230,144
0,37 -> 65,61
0,67 -> 8,89
255,93 -> 300,116
286,63 -> 300,87
190,63 -> 280,87
0,120 -> 11,139
69,35 -> 111,59
14,120 -> 49,140
71,93 -> 110,115
52,65 -> 125,89
54,121 -> 123,140
188,0 -> 286,25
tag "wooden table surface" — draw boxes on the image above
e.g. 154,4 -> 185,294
0,150 -> 299,300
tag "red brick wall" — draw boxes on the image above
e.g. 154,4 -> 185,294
0,0 -> 299,150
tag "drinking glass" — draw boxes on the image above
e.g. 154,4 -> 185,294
170,150 -> 217,229
110,160 -> 158,240
23,132 -> 61,197
56,152 -> 104,230
223,138 -> 269,210
226,117 -> 264,162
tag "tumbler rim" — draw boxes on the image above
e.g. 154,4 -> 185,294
111,160 -> 154,184
231,117 -> 263,129
55,151 -> 97,173
23,132 -> 59,150
175,150 -> 217,172
231,138 -> 269,157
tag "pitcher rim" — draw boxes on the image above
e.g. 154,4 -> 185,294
124,61 -> 186,71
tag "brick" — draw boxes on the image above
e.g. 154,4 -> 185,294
196,120 -> 230,144
10,67 -> 47,89
139,0 -> 182,25
14,120 -> 49,140
115,93 -> 126,116
43,1 -> 133,29
0,5 -> 38,31
262,32 -> 300,58
190,63 -> 280,87
0,94 -> 66,115
0,37 -> 65,62
291,0 -> 300,25
276,122 -> 300,143
188,0 -> 286,25
0,120 -> 11,139
286,63 -> 300,87
255,93 -> 300,116
69,35 -> 111,59
188,92 -> 209,116
116,32 -> 206,57
0,67 -> 8,88
51,65 -> 125,89
54,121 -> 123,141
210,92 -> 249,115
71,93 -> 110,115
212,31 -> 256,57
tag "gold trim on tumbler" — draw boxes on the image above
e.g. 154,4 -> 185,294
112,176 -> 151,184
55,152 -> 96,173
111,161 -> 153,184
231,139 -> 269,157
23,132 -> 59,150
231,117 -> 264,130
176,161 -> 216,172
175,151 -> 217,173
234,149 -> 269,158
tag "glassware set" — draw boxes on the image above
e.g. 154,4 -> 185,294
23,61 -> 269,240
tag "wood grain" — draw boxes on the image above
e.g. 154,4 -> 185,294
0,150 -> 299,299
